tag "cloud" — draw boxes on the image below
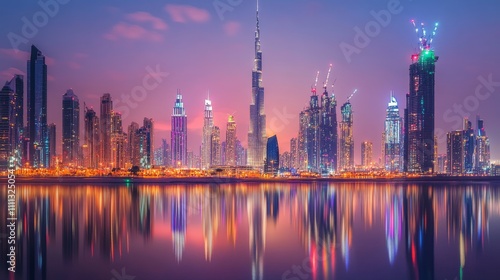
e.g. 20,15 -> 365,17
126,11 -> 168,31
0,48 -> 55,65
74,52 -> 89,59
0,67 -> 25,81
223,21 -> 241,36
103,22 -> 163,42
68,61 -> 81,70
165,4 -> 210,23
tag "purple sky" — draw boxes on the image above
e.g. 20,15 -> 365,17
1,0 -> 500,163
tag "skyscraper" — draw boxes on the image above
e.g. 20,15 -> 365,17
319,84 -> 338,173
84,106 -> 100,168
62,89 -> 80,166
361,141 -> 373,168
161,138 -> 171,167
100,93 -> 113,168
128,122 -> 140,167
143,117 -> 154,167
305,93 -> 320,171
264,135 -> 279,175
5,75 -> 23,168
404,42 -> 438,173
171,91 -> 187,167
247,1 -> 266,169
339,101 -> 354,171
210,126 -> 221,166
0,85 -> 11,170
290,138 -> 297,169
447,130 -> 464,175
463,118 -> 474,174
202,97 -> 213,169
297,111 -> 308,170
384,94 -> 402,172
110,112 -> 126,169
27,45 -> 49,168
48,123 -> 56,167
475,116 -> 490,174
225,115 -> 237,166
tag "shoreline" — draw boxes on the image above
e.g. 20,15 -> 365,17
13,176 -> 500,184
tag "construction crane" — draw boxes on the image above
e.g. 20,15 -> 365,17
411,20 -> 439,51
346,89 -> 358,102
323,64 -> 333,91
311,70 -> 320,95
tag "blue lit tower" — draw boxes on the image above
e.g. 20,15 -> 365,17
248,0 -> 267,169
264,135 -> 279,174
319,66 -> 338,173
171,91 -> 187,167
27,45 -> 49,168
384,93 -> 402,172
404,21 -> 439,173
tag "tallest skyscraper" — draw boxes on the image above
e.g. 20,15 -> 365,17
27,45 -> 49,168
247,0 -> 266,168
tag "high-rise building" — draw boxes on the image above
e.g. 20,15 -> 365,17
475,116 -> 490,174
127,122 -> 140,167
297,111 -> 308,170
171,91 -> 187,167
319,84 -> 338,173
48,123 -> 56,167
220,141 -> 226,165
27,45 -> 49,168
404,43 -> 438,173
236,139 -> 246,166
100,93 -> 113,168
110,112 -> 126,169
290,138 -> 297,169
384,94 -> 402,172
5,75 -> 23,168
447,130 -> 464,175
143,118 -> 154,167
161,138 -> 171,167
0,85 -> 11,170
463,118 -> 474,174
264,135 -> 279,174
339,101 -> 354,171
202,97 -> 213,169
247,2 -> 267,169
210,126 -> 221,166
225,115 -> 237,166
361,141 -> 373,168
84,106 -> 100,168
62,89 -> 80,166
305,93 -> 320,171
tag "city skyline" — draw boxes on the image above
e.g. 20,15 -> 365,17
1,1 -> 500,164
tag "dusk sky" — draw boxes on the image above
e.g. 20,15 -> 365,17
1,0 -> 500,163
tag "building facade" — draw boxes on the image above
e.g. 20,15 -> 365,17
384,94 -> 402,172
171,92 -> 187,167
62,89 -> 80,166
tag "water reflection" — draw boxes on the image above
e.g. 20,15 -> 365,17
1,183 -> 499,280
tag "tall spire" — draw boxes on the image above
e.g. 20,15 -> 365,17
255,0 -> 261,54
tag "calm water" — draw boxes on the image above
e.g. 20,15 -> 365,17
2,182 -> 500,280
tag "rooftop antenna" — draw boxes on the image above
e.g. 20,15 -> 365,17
323,64 -> 333,91
311,70 -> 320,95
411,19 -> 439,51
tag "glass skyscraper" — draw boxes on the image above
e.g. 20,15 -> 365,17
202,97 -> 213,169
404,49 -> 438,173
339,101 -> 354,171
247,2 -> 267,169
62,89 -> 80,166
264,135 -> 279,174
27,45 -> 49,168
384,94 -> 402,172
171,92 -> 187,167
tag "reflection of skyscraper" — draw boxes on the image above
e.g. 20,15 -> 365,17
62,89 -> 80,166
171,193 -> 187,262
339,102 -> 354,171
386,189 -> 403,265
247,1 -> 267,169
27,45 -> 49,168
384,94 -> 402,172
171,92 -> 187,167
248,192 -> 266,280
202,97 -> 213,169
404,48 -> 438,173
404,186 -> 435,280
